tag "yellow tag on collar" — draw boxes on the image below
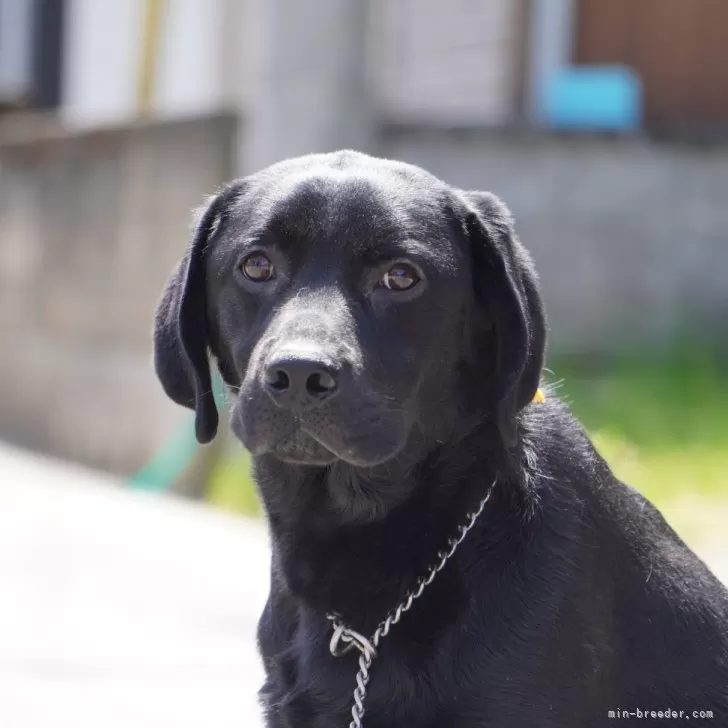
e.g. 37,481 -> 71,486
532,388 -> 545,403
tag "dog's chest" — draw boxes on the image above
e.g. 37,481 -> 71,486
262,651 -> 451,728
259,621 -> 588,728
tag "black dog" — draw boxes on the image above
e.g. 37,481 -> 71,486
153,151 -> 728,727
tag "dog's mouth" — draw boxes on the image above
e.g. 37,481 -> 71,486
272,429 -> 339,466
275,423 -> 408,467
231,396 -> 410,468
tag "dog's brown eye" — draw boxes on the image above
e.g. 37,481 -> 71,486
381,263 -> 420,291
241,253 -> 275,282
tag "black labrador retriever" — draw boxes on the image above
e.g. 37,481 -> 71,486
153,151 -> 728,727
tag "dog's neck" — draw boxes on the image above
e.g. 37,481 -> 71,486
253,422 -> 533,635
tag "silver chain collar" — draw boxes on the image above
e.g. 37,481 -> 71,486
326,477 -> 497,728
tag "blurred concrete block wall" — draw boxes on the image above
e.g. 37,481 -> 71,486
1,112 -> 727,473
0,112 -> 236,472
372,0 -> 521,125
384,128 -> 728,352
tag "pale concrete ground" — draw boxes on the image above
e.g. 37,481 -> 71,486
0,444 -> 268,728
1,444 -> 727,728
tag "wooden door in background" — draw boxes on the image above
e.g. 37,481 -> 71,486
574,0 -> 728,136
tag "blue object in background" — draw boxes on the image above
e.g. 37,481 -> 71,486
128,373 -> 227,492
543,65 -> 642,131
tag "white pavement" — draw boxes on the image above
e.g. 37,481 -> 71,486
0,444 -> 269,728
1,444 -> 727,728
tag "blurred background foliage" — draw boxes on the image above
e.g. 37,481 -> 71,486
558,346 -> 727,499
556,344 -> 728,531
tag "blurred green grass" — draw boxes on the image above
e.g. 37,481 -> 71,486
207,446 -> 259,516
551,347 -> 728,504
205,346 -> 728,538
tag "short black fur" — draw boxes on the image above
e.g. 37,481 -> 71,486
153,151 -> 728,727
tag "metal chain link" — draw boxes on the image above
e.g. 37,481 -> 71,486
326,477 -> 497,728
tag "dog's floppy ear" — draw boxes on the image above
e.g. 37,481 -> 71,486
462,190 -> 547,446
153,188 -> 234,444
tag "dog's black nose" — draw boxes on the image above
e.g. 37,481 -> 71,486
264,355 -> 339,411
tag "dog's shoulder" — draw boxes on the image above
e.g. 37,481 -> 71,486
522,394 -> 728,632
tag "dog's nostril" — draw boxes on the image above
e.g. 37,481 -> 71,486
306,370 -> 337,397
264,357 -> 340,407
266,368 -> 290,392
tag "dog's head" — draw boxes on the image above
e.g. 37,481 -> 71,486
154,151 -> 546,469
